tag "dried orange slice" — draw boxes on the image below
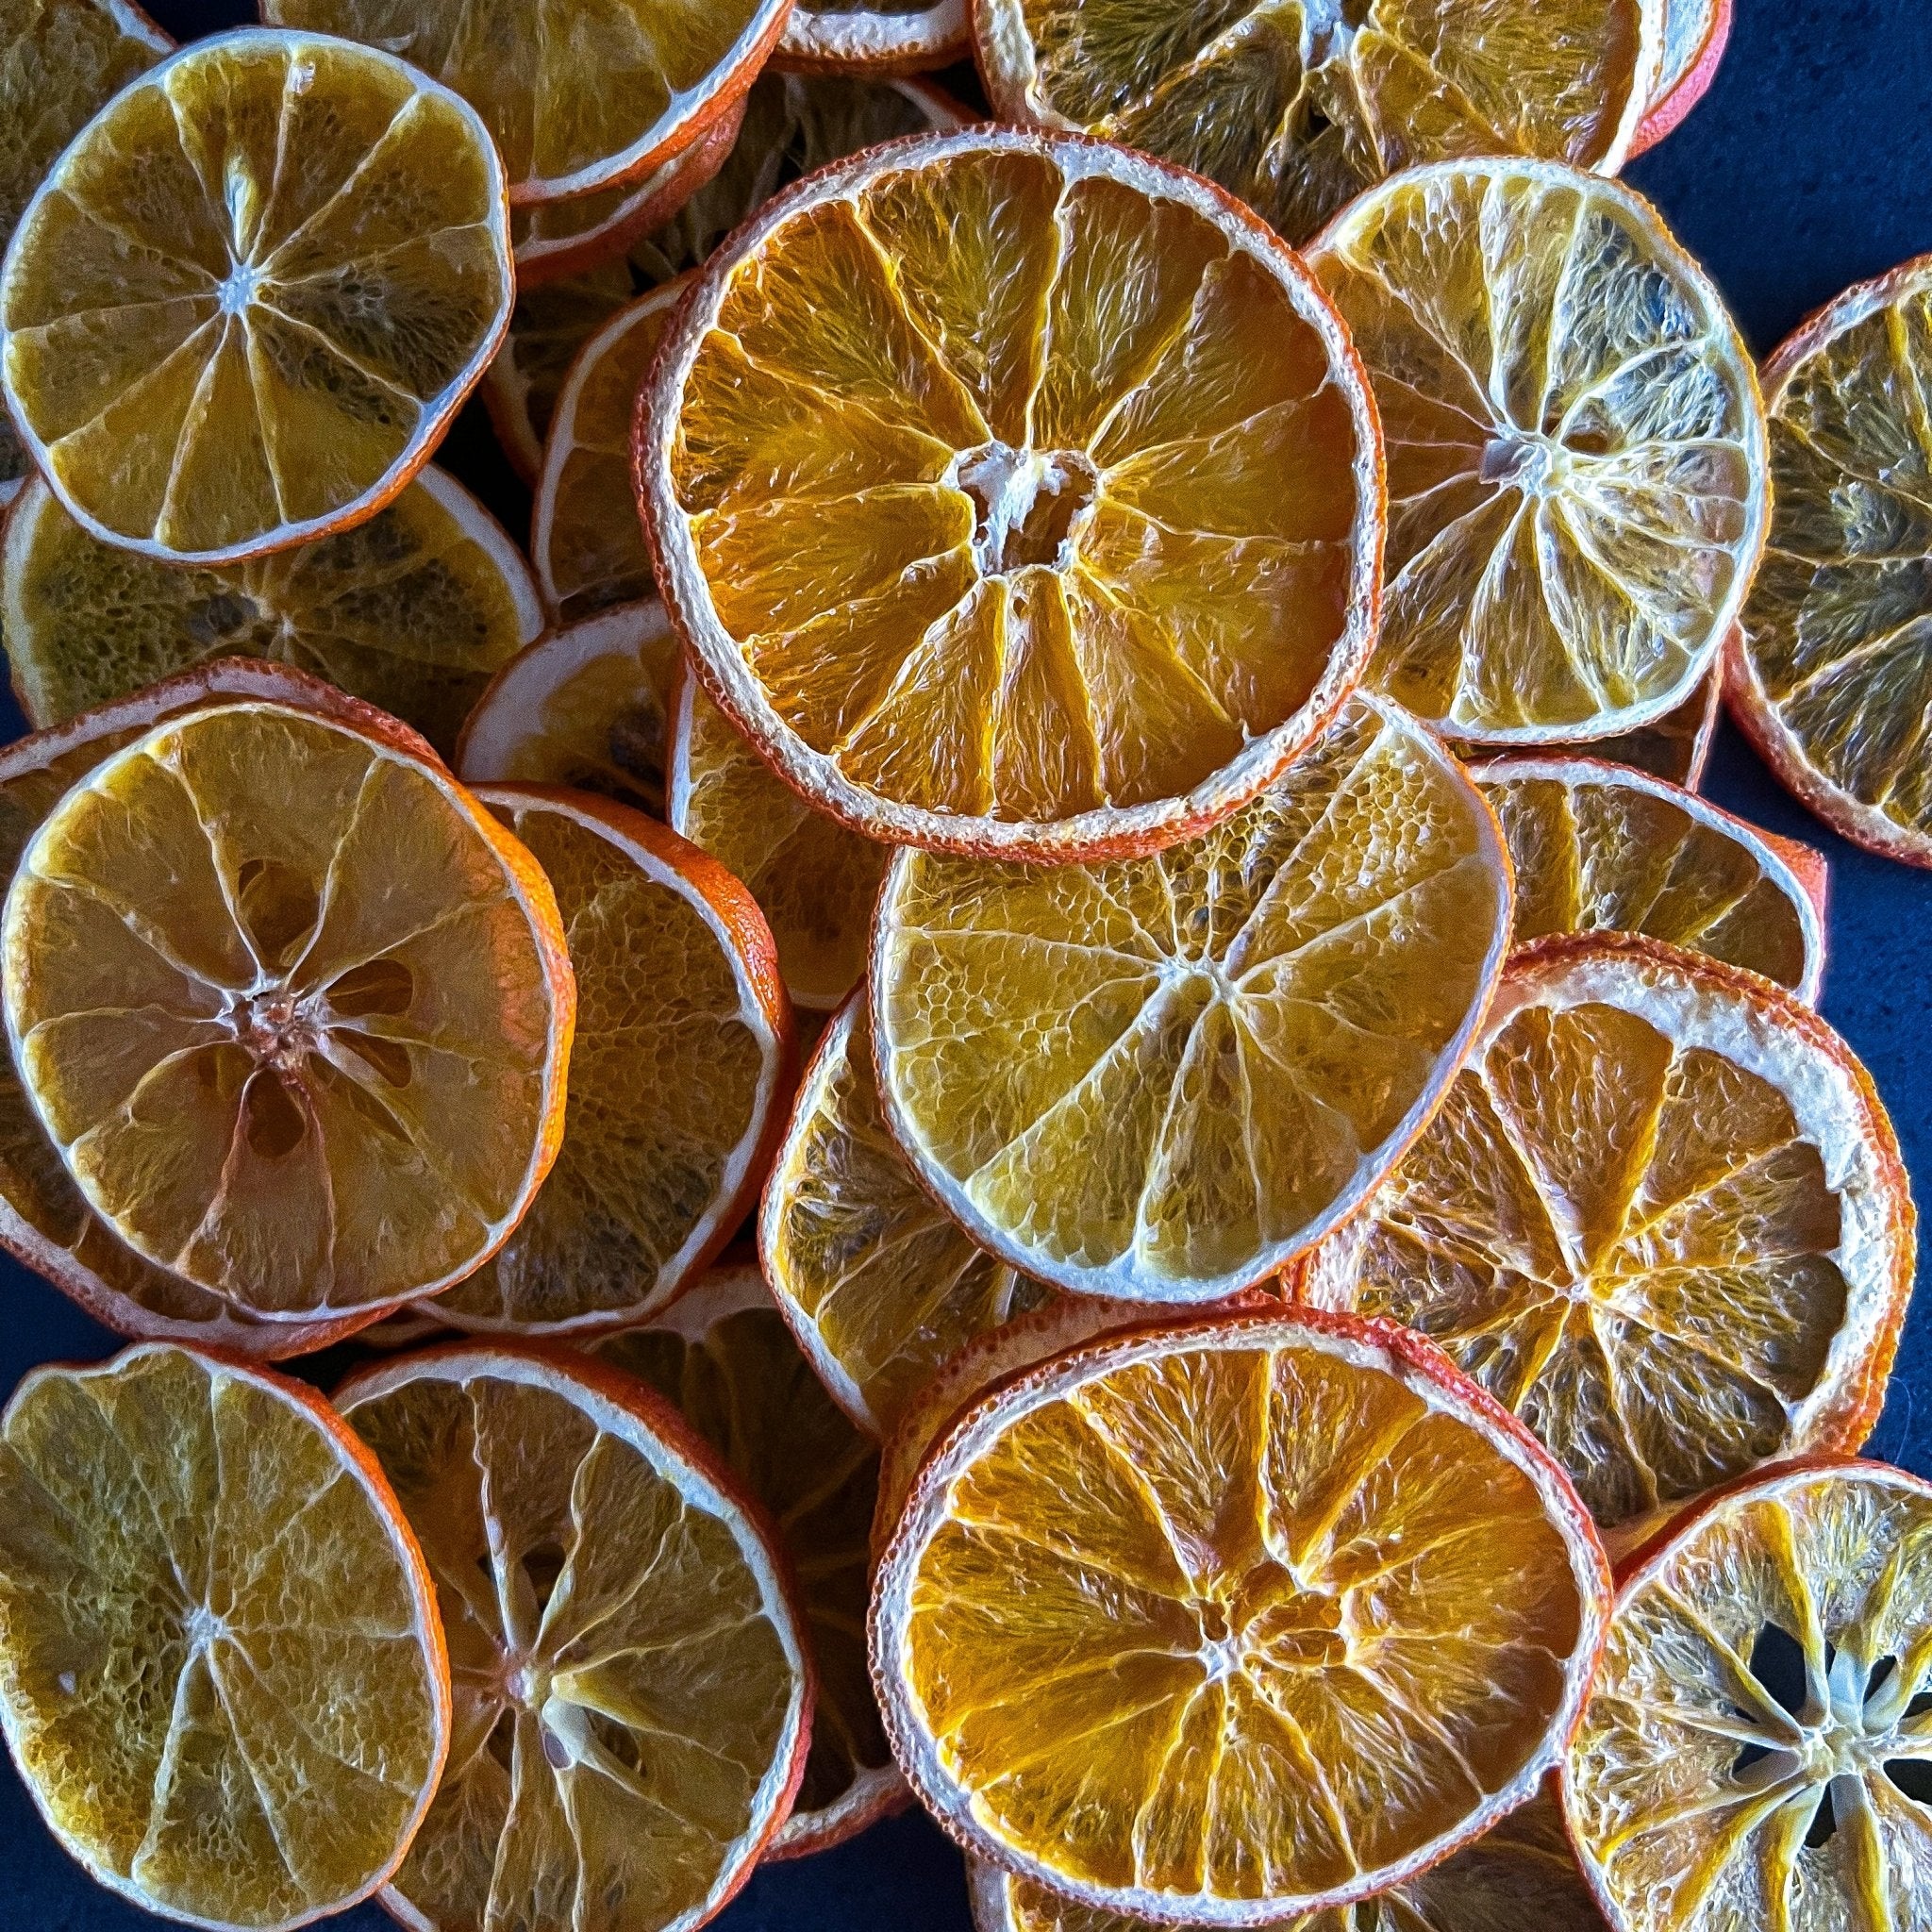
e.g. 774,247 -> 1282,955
336,1343 -> 811,1932
1730,255 -> 1932,866
640,125 -> 1383,861
1566,1457 -> 1932,1930
972,0 -> 1659,245
1476,758 -> 1826,1000
3,466 -> 541,757
1307,934 -> 1915,1536
2,698 -> 575,1323
1307,158 -> 1768,745
0,1341 -> 449,1929
669,671 -> 889,1012
779,0 -> 967,75
1543,668 -> 1722,789
871,696 -> 1511,1303
426,788 -> 791,1337
593,1263 -> 908,1857
1632,0 -> 1732,153
761,993 -> 1053,1438
0,28 -> 512,567
872,1306 -> 1611,1924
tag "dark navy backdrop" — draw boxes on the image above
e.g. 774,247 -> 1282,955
5,1 -> 1931,1923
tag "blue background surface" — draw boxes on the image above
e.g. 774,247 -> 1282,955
5,1 -> 1932,1924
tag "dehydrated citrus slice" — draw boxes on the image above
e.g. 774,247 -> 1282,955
972,0 -> 1659,245
0,28 -> 512,567
455,602 -> 681,816
1566,1457 -> 1932,1931
336,1343 -> 811,1932
1307,934 -> 1914,1536
2,698 -> 575,1322
872,1306 -> 1611,1924
593,1264 -> 908,1857
760,992 -> 1053,1437
0,1341 -> 449,1930
641,125 -> 1383,862
1730,255 -> 1932,866
779,0 -> 967,75
871,696 -> 1511,1303
669,672 -> 889,1012
1476,758 -> 1826,1000
0,0 -> 169,511
426,788 -> 791,1336
1544,668 -> 1722,789
1632,0 -> 1732,154
1307,158 -> 1768,745
3,466 -> 541,757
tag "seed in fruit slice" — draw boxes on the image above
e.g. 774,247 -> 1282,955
641,125 -> 1383,862
427,788 -> 791,1337
972,0 -> 1659,246
1566,1457 -> 1932,1931
1535,668 -> 1722,790
1307,158 -> 1768,746
456,602 -> 681,817
2,699 -> 575,1322
0,28 -> 512,567
670,671 -> 888,1012
592,1263 -> 908,1857
1307,934 -> 1915,1535
761,992 -> 1053,1438
1731,254 -> 1932,866
1632,0 -> 1732,154
0,1341 -> 449,1930
872,695 -> 1511,1303
1476,758 -> 1826,1000
2,467 -> 541,758
872,1306 -> 1611,1924
778,0 -> 967,75
337,1343 -> 811,1932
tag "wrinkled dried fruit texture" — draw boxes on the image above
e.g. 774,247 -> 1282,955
1482,770 -> 1815,991
875,699 -> 1507,1298
1652,0 -> 1719,105
344,1363 -> 803,1932
676,686 -> 889,1010
1569,1464 -> 1932,1930
3,473 -> 532,754
900,1335 -> 1591,1910
0,34 -> 508,558
3,704 -> 565,1317
1562,672 -> 1718,787
669,142 -> 1370,827
0,0 -> 167,504
979,0 -> 1648,243
598,1290 -> 896,1842
436,799 -> 780,1332
0,1347 -> 443,1926
1740,270 -> 1932,855
766,998 -> 1050,1434
1311,162 -> 1764,741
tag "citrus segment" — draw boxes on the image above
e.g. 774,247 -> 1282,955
1307,158 -> 1768,744
2,699 -> 575,1321
336,1344 -> 811,1932
0,28 -> 512,566
593,1265 -> 908,1857
0,1342 -> 449,1930
872,1307 -> 1611,1924
1544,668 -> 1721,789
1307,935 -> 1914,1533
779,0 -> 967,75
428,789 -> 791,1336
1566,1458 -> 1932,1931
871,695 -> 1511,1303
3,466 -> 541,757
641,125 -> 1384,861
972,0 -> 1658,244
1632,0 -> 1731,153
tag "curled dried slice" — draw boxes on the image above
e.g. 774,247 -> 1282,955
1632,0 -> 1732,153
778,0 -> 968,75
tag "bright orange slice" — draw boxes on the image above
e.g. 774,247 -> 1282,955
640,125 -> 1383,861
426,788 -> 791,1336
1566,1457 -> 1932,1931
779,0 -> 967,75
872,1306 -> 1611,1924
0,28 -> 513,566
1307,934 -> 1915,1536
0,1341 -> 449,1928
336,1342 -> 811,1932
2,698 -> 575,1323
1632,0 -> 1732,153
